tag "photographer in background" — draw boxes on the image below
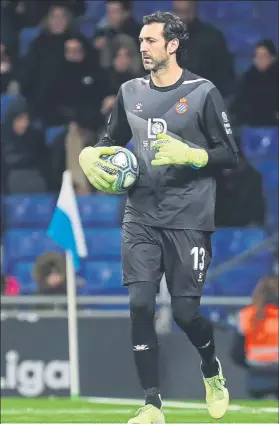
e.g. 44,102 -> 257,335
231,276 -> 279,399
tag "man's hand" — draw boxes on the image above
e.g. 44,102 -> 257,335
79,146 -> 118,192
151,134 -> 209,168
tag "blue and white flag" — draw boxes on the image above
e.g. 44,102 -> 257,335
48,170 -> 87,270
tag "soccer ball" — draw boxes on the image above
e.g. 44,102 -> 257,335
101,147 -> 139,194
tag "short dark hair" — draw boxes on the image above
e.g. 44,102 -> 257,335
142,11 -> 189,63
256,39 -> 277,57
106,0 -> 132,11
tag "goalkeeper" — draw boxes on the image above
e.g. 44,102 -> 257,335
80,11 -> 239,424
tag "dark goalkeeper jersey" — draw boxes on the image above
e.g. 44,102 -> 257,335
98,69 -> 239,231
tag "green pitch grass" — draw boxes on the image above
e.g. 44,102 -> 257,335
1,397 -> 278,423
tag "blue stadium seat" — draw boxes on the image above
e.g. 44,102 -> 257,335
85,228 -> 121,259
260,161 -> 278,190
4,229 -> 63,263
78,17 -> 96,38
45,126 -> 66,145
3,195 -> 56,227
211,228 -> 269,266
214,259 -> 273,296
241,127 -> 279,157
254,1 -> 279,31
215,1 -> 255,21
78,195 -> 121,226
12,262 -> 37,294
220,25 -> 261,56
19,27 -> 40,56
241,128 -> 278,188
84,0 -> 105,22
199,1 -> 254,22
1,94 -> 17,122
84,260 -> 122,291
264,190 -> 279,231
133,1 -> 172,21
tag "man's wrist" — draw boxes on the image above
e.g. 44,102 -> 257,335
189,148 -> 209,168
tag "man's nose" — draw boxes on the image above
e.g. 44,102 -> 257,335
140,42 -> 148,53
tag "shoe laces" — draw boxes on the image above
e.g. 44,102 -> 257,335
206,375 -> 226,400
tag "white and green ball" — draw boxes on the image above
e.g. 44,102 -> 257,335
101,147 -> 139,194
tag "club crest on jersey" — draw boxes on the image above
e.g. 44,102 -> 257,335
175,97 -> 188,114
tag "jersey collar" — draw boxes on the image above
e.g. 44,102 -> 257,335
149,69 -> 186,92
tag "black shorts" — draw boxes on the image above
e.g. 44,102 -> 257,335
122,222 -> 212,297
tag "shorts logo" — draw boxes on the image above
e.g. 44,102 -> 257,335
175,97 -> 188,114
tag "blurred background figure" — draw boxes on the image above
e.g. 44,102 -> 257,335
19,5 -> 86,123
49,119 -> 95,195
33,251 -> 67,295
231,275 -> 279,399
215,153 -> 265,227
33,35 -> 110,128
172,0 -> 235,97
232,40 -> 279,126
93,0 -> 141,68
105,34 -> 144,95
1,96 -> 49,194
0,43 -> 19,94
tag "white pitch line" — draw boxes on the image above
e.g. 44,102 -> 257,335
86,397 -> 279,414
2,408 -> 133,415
1,408 -> 208,416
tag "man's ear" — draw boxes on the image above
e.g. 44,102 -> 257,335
168,38 -> 179,54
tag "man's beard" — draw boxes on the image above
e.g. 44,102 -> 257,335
142,56 -> 169,72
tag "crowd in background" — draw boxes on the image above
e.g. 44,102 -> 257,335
1,0 -> 278,218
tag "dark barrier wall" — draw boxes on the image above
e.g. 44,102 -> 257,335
1,317 -> 248,398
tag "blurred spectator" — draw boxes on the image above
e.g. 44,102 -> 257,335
50,0 -> 86,18
39,36 -> 112,128
93,0 -> 141,68
19,5 -> 87,121
1,0 -> 24,57
106,34 -> 143,94
5,1 -> 51,30
231,275 -> 279,399
2,96 -> 50,194
1,44 -> 19,94
4,275 -> 21,295
49,120 -> 95,194
215,155 -> 265,227
232,40 -> 279,126
172,0 -> 235,97
1,0 -> 85,46
33,251 -> 67,295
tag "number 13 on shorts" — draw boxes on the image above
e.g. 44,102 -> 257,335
190,246 -> 206,270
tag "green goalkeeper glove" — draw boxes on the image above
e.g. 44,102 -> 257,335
79,146 -> 118,192
151,133 -> 208,169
